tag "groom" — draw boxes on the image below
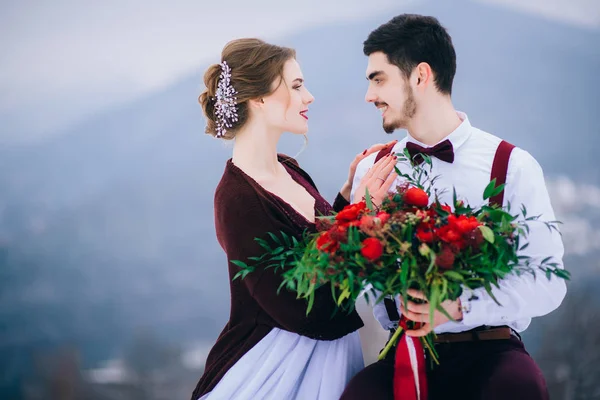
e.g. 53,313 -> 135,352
341,14 -> 567,400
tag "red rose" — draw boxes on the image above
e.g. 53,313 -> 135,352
328,224 -> 348,243
316,231 -> 338,254
359,215 -> 375,228
436,224 -> 463,244
361,237 -> 384,261
449,215 -> 480,234
315,218 -> 334,232
336,202 -> 367,223
416,225 -> 435,243
436,246 -> 456,270
376,212 -> 391,224
404,187 -> 429,208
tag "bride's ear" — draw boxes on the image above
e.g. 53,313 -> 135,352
249,97 -> 265,110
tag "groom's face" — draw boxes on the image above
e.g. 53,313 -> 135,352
365,52 -> 416,133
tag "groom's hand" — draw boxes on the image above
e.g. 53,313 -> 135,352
400,289 -> 463,337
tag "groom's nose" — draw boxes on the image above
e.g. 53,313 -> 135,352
365,88 -> 377,103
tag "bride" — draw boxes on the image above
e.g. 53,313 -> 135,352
191,38 -> 398,400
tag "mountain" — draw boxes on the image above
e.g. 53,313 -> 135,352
0,1 -> 599,397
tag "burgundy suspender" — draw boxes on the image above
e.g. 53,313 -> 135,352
489,140 -> 515,208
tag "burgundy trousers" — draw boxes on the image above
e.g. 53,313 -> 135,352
340,335 -> 548,400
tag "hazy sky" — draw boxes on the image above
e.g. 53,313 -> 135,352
1,0 -> 598,143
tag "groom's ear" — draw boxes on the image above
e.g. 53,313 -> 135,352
414,62 -> 433,91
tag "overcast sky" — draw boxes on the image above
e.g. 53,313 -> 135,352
1,0 -> 598,143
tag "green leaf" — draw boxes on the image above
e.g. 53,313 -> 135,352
478,225 -> 495,244
483,179 -> 497,201
267,232 -> 281,245
365,187 -> 374,211
272,246 -> 285,255
231,260 -> 249,269
305,288 -> 315,315
444,271 -> 464,281
483,281 -> 501,306
337,286 -> 351,306
490,185 -> 505,198
441,278 -> 448,301
430,285 -> 440,325
255,238 -> 272,251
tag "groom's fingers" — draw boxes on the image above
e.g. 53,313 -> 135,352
400,300 -> 429,314
406,289 -> 427,300
405,323 -> 433,337
402,309 -> 429,324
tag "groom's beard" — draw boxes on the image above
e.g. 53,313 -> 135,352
383,87 -> 417,134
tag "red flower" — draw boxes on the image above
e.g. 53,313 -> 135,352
315,218 -> 333,232
448,215 -> 480,234
404,187 -> 429,207
464,228 -> 484,248
416,225 -> 435,243
316,231 -> 339,254
436,246 -> 456,270
376,212 -> 391,224
359,215 -> 375,229
336,202 -> 367,223
328,224 -> 348,243
361,238 -> 384,261
436,224 -> 462,243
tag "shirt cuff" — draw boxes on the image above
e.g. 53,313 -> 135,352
332,192 -> 350,212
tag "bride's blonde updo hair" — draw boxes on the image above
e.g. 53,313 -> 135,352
199,38 -> 296,140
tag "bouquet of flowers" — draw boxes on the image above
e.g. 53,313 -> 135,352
233,150 -> 569,398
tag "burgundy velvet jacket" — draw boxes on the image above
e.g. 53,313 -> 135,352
191,156 -> 364,399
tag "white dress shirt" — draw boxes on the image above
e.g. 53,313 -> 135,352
352,112 -> 567,334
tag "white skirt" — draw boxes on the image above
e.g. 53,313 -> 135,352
199,328 -> 364,400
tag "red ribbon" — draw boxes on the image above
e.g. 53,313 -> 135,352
393,333 -> 428,400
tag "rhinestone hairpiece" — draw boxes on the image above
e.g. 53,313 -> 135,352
213,61 -> 238,138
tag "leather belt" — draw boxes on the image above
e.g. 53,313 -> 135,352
433,326 -> 512,344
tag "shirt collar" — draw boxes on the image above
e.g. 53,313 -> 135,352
406,111 -> 472,151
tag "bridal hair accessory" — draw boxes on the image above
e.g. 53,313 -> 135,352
213,61 -> 238,137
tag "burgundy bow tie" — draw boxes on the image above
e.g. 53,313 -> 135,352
406,139 -> 455,165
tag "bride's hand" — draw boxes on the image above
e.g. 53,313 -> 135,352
352,152 -> 398,206
340,140 -> 397,201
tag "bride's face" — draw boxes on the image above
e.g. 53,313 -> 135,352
262,59 -> 314,135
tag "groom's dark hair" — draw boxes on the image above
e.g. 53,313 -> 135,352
364,14 -> 456,95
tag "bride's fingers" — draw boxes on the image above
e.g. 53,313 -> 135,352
353,142 -> 391,169
377,170 -> 398,194
364,140 -> 397,158
377,155 -> 398,179
368,154 -> 396,184
364,154 -> 392,179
